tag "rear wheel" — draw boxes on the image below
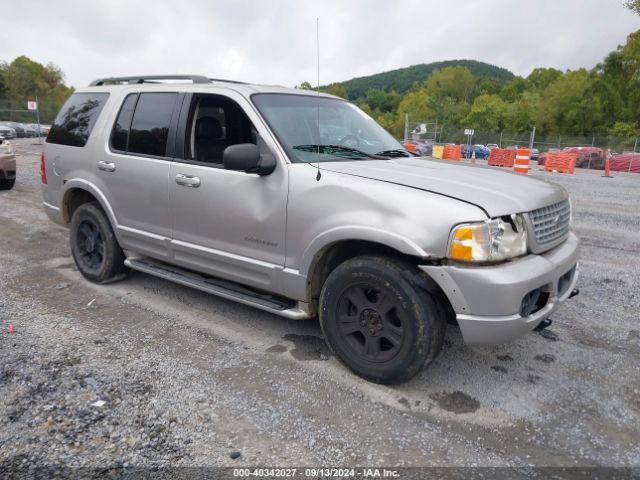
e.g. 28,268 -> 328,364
0,178 -> 15,190
319,255 -> 446,384
70,202 -> 128,283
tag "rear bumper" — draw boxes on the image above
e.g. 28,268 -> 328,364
420,232 -> 580,345
42,200 -> 65,227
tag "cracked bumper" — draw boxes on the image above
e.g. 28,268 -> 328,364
421,232 -> 580,345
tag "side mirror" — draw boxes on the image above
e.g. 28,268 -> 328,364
223,143 -> 276,175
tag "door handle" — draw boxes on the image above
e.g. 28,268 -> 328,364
175,174 -> 201,188
97,161 -> 116,172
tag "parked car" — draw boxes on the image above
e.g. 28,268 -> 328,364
530,148 -> 540,161
462,144 -> 490,159
22,123 -> 37,137
41,75 -> 580,384
0,137 -> 15,190
486,143 -> 499,149
4,122 -> 25,138
0,124 -> 16,139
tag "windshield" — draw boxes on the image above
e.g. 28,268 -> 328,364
252,93 -> 407,162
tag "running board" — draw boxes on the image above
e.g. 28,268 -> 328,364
124,257 -> 310,320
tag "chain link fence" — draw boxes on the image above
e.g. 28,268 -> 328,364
435,126 -> 638,154
0,97 -> 65,124
404,117 -> 639,154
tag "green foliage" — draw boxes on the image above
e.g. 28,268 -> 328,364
527,68 -> 562,90
608,121 -> 639,137
424,66 -> 475,102
463,94 -> 509,132
625,0 -> 640,14
366,29 -> 640,140
320,83 -> 348,99
0,55 -> 73,123
335,59 -> 515,99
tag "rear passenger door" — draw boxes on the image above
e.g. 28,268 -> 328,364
101,91 -> 182,261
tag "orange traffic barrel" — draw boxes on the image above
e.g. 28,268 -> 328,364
513,148 -> 530,174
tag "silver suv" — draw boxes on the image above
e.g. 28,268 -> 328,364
41,75 -> 579,384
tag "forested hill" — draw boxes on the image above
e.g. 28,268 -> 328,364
337,60 -> 515,99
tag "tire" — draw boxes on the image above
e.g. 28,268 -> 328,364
0,178 -> 15,190
319,255 -> 446,384
69,202 -> 128,283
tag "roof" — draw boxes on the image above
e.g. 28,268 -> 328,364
84,74 -> 339,99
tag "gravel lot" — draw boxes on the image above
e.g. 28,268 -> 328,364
1,139 -> 639,475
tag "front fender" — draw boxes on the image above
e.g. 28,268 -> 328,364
298,225 -> 428,277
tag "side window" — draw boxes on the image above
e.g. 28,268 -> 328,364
47,92 -> 109,147
187,95 -> 257,165
110,93 -> 138,152
128,93 -> 178,157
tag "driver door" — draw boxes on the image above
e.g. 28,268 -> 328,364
168,91 -> 288,291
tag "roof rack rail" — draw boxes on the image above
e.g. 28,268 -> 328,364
89,75 -> 212,86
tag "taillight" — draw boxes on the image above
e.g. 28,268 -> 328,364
40,152 -> 47,184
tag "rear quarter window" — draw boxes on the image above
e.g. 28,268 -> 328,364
47,92 -> 109,147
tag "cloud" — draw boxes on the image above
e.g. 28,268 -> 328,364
0,0 -> 638,89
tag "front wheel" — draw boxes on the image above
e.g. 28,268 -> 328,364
70,202 -> 128,283
319,255 -> 446,384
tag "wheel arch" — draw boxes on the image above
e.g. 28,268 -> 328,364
61,180 -> 118,229
302,232 -> 451,319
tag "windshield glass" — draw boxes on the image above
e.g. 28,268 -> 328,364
252,93 -> 406,162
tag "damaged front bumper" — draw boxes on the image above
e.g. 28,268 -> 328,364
421,232 -> 580,345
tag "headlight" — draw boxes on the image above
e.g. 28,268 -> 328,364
448,214 -> 527,262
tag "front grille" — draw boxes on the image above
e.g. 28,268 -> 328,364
529,199 -> 571,246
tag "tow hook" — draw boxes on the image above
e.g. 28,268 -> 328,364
569,288 -> 580,299
534,318 -> 553,332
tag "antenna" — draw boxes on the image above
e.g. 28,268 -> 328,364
315,17 -> 322,181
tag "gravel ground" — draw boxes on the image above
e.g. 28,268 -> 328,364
1,139 -> 639,476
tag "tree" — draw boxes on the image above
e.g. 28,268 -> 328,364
321,83 -> 348,99
0,56 -> 73,122
527,68 -> 562,91
361,88 -> 401,113
296,81 -> 313,90
506,92 -> 541,133
424,66 -> 475,103
536,69 -> 601,135
463,94 -> 509,132
625,0 -> 640,15
393,89 -> 434,137
608,121 -> 638,138
499,77 -> 529,102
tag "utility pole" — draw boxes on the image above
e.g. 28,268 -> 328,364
499,131 -> 503,148
404,113 -> 409,143
529,126 -> 536,150
35,96 -> 42,145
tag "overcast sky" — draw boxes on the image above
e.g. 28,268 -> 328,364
2,0 -> 639,89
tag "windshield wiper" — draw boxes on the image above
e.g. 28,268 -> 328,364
293,144 -> 385,160
375,149 -> 413,158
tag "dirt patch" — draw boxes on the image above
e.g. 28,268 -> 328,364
527,374 -> 542,385
538,329 -> 559,342
265,345 -> 287,354
429,391 -> 480,414
534,354 -> 556,364
282,334 -> 331,361
496,354 -> 513,362
491,365 -> 508,373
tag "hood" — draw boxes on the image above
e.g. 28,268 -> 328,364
320,157 -> 567,218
